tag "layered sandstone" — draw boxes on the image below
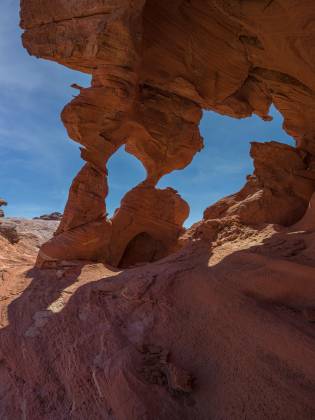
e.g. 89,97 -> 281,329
0,218 -> 58,268
1,215 -> 315,419
2,1 -> 314,418
20,0 -> 315,267
204,141 -> 315,226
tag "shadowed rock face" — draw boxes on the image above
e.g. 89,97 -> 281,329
20,1 -> 315,268
1,215 -> 315,419
2,3 -> 315,417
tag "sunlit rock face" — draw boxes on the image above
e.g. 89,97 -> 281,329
1,3 -> 315,419
20,0 -> 315,267
204,141 -> 315,226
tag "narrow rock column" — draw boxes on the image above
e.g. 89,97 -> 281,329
31,1 -> 146,264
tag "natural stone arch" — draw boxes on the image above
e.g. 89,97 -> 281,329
20,0 -> 315,267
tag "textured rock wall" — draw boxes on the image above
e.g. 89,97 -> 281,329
20,0 -> 315,266
2,218 -> 315,419
2,3 -> 315,416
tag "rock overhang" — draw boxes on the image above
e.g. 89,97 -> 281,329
19,0 -> 315,267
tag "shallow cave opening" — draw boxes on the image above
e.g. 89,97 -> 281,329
118,232 -> 167,269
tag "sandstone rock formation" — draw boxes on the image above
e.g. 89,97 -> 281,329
1,1 -> 314,418
20,0 -> 315,267
1,216 -> 315,419
204,141 -> 315,226
0,218 -> 59,268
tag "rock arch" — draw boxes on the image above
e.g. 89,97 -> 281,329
20,0 -> 315,266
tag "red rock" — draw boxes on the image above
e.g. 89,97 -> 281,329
2,1 -> 315,418
20,0 -> 315,266
0,218 -> 58,268
109,185 -> 189,267
204,141 -> 315,226
1,220 -> 315,418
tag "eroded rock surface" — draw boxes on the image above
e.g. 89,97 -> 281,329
2,1 -> 315,418
1,216 -> 315,419
20,0 -> 315,267
0,218 -> 59,268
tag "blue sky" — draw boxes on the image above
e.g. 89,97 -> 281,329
1,0 -> 293,226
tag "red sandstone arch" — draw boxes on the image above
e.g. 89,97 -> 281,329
20,0 -> 315,266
